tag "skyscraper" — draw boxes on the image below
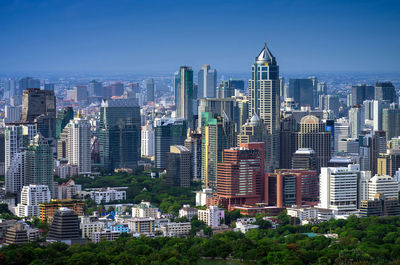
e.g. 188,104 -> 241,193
21,88 -> 56,153
288,79 -> 314,107
351,84 -> 374,106
198,64 -> 217,98
74,85 -> 88,103
141,122 -> 155,157
375,82 -> 396,103
24,134 -> 54,194
201,112 -> 235,189
99,99 -> 141,171
349,105 -> 365,138
175,66 -> 194,126
154,119 -> 187,169
18,77 -> 40,95
146,78 -> 155,102
88,80 -> 103,97
382,104 -> 400,140
185,130 -> 202,182
165,145 -> 191,188
63,110 -> 91,174
248,43 -> 280,171
56,107 -> 74,139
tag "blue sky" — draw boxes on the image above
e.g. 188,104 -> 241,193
0,0 -> 399,74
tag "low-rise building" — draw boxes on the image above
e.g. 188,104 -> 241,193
359,193 -> 400,217
178,205 -> 198,220
91,229 -> 121,243
131,201 -> 160,219
195,188 -> 213,206
234,218 -> 259,234
287,206 -> 318,224
198,206 -> 225,228
159,222 -> 191,237
128,217 -> 155,235
80,217 -> 105,238
40,199 -> 84,222
90,188 -> 126,204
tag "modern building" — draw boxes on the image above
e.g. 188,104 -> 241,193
351,84 -> 374,106
319,94 -> 340,118
146,78 -> 155,102
74,85 -> 88,103
62,110 -> 91,174
184,130 -> 202,181
319,164 -> 360,214
4,105 -> 21,123
24,135 -> 54,194
141,123 -> 155,157
367,175 -> 399,200
88,80 -> 103,97
15,185 -> 51,217
39,200 -> 84,222
377,149 -> 400,177
21,88 -> 56,152
128,217 -> 155,235
18,77 -> 40,95
375,82 -> 396,103
166,145 -> 191,187
201,112 -> 235,189
91,229 -> 121,243
99,99 -> 141,171
159,222 -> 191,237
198,64 -> 217,98
288,79 -> 314,107
47,208 -> 82,244
382,104 -> 400,140
349,105 -> 365,138
291,148 -> 317,170
248,43 -> 280,171
175,66 -> 194,126
197,205 -> 225,228
179,205 -> 198,220
131,201 -> 160,219
216,145 -> 263,210
5,223 -> 29,245
154,118 -> 187,169
359,194 -> 400,217
80,217 -> 105,238
89,188 -> 126,204
56,107 -> 74,139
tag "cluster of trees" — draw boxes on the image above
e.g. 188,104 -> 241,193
2,215 -> 400,264
57,169 -> 201,214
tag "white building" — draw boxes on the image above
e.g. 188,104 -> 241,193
5,124 -> 36,194
195,188 -> 213,206
141,123 -> 154,157
287,206 -> 318,223
15,185 -> 51,217
319,164 -> 360,214
338,138 -> 359,154
368,175 -> 399,200
64,110 -> 91,174
159,222 -> 191,237
90,188 -> 126,204
234,218 -> 259,234
198,206 -> 224,228
131,202 -> 160,219
198,64 -> 217,98
80,217 -> 105,238
334,118 -> 350,152
349,106 -> 365,138
91,229 -> 121,243
178,205 -> 198,220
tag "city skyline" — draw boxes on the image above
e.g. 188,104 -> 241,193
1,0 -> 400,73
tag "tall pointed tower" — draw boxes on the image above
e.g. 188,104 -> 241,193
248,43 -> 280,171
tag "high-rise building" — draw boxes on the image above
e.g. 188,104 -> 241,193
279,115 -> 297,169
63,110 -> 91,174
99,99 -> 141,171
18,77 -> 40,95
24,135 -> 54,194
319,95 -> 339,117
235,96 -> 249,132
351,84 -> 374,106
334,118 -> 350,152
372,100 -> 390,131
319,164 -> 360,214
372,131 -> 387,175
201,112 -> 235,189
4,78 -> 17,98
288,79 -> 314,107
146,78 -> 155,102
198,64 -> 217,98
44,83 -> 55,91
154,119 -> 187,169
375,82 -> 396,103
175,66 -> 194,126
74,85 -> 88,103
4,105 -> 21,123
88,80 -> 103,97
56,107 -> 74,139
21,88 -> 56,152
184,130 -> 202,181
292,148 -> 317,170
367,175 -> 399,200
382,104 -> 400,140
197,97 -> 238,130
295,115 -> 331,168
141,123 -> 155,157
349,105 -> 365,138
15,185 -> 51,217
5,124 -> 37,194
165,145 -> 191,188
377,149 -> 400,177
216,145 -> 263,210
248,43 -> 280,171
